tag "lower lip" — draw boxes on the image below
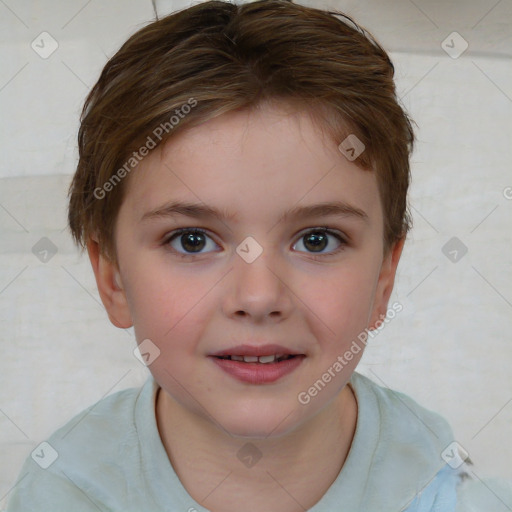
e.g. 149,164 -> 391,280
210,356 -> 305,384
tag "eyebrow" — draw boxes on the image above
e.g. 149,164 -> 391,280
140,200 -> 369,224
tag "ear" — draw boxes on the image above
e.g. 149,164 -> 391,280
86,238 -> 133,329
368,237 -> 405,330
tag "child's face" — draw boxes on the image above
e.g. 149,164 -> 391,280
92,102 -> 402,437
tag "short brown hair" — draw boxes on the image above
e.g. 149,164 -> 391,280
68,0 -> 415,263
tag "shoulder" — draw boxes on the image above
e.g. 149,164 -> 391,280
456,477 -> 512,511
49,381 -> 149,463
348,372 -> 461,510
6,378 -> 157,512
349,373 -> 512,511
350,371 -> 455,450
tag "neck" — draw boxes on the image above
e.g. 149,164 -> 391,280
155,384 -> 358,512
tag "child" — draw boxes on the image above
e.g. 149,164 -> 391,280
6,1 -> 506,510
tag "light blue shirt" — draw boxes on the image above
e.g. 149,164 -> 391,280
5,372 -> 496,511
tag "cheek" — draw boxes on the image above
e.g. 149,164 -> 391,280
126,271 -> 213,391
300,260 -> 380,345
123,264 -> 211,345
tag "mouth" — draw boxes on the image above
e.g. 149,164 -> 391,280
209,344 -> 306,384
214,354 -> 298,364
210,343 -> 305,359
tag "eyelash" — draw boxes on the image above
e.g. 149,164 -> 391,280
162,227 -> 348,260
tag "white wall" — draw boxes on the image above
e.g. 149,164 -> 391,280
1,0 -> 511,508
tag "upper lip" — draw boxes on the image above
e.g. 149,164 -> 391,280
210,344 -> 304,357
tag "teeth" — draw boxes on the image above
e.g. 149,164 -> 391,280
219,354 -> 296,363
258,355 -> 276,364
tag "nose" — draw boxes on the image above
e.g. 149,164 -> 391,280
223,247 -> 293,323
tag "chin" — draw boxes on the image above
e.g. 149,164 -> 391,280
225,422 -> 290,440
215,405 -> 305,440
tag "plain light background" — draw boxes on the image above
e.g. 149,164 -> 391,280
1,0 -> 511,508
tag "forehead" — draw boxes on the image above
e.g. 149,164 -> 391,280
120,103 -> 382,226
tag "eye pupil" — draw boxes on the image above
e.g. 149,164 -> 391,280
181,232 -> 205,252
304,231 -> 327,252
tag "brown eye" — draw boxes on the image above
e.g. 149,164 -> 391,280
293,228 -> 346,256
303,231 -> 328,252
166,228 -> 218,256
180,231 -> 206,252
